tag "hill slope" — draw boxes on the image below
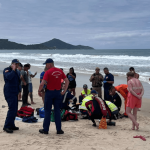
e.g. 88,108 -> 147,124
0,39 -> 94,49
42,38 -> 94,49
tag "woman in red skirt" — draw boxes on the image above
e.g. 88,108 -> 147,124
126,72 -> 144,130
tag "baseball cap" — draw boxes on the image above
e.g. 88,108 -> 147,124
83,84 -> 88,89
91,90 -> 98,94
12,59 -> 20,64
43,58 -> 54,65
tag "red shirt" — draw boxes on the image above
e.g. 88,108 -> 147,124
43,67 -> 66,90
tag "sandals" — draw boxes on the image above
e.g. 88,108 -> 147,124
133,135 -> 146,141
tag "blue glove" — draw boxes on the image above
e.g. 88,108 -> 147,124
103,81 -> 107,83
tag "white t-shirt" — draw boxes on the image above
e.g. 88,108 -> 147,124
28,70 -> 32,83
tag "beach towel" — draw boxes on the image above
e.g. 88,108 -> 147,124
22,116 -> 38,123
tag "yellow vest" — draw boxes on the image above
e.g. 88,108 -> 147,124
105,101 -> 118,112
81,89 -> 91,96
79,94 -> 93,110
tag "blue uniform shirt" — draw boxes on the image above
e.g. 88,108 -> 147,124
3,66 -> 20,97
103,73 -> 114,90
40,71 -> 46,89
40,71 -> 45,80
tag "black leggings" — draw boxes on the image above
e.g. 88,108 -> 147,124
90,114 -> 102,124
79,95 -> 83,103
22,84 -> 29,105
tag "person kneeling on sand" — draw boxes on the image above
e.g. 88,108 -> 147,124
126,72 -> 144,130
85,97 -> 114,127
79,90 -> 97,119
61,83 -> 77,110
109,86 -> 122,115
114,84 -> 128,117
79,84 -> 91,103
104,100 -> 119,121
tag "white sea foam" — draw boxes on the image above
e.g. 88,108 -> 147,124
0,52 -> 150,84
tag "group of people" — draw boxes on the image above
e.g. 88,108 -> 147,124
3,60 -> 37,133
18,63 -> 37,106
80,66 -> 143,130
20,63 -> 37,106
3,58 -> 144,134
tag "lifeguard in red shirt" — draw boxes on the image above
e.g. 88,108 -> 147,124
115,84 -> 128,117
38,58 -> 69,135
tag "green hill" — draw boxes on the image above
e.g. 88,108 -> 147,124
42,38 -> 94,49
0,39 -> 94,49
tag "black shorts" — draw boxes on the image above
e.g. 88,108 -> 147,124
68,82 -> 76,89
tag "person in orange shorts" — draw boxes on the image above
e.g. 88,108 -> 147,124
126,72 -> 144,130
115,84 -> 128,117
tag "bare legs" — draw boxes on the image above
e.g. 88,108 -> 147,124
126,107 -> 139,130
29,92 -> 36,104
42,91 -> 45,104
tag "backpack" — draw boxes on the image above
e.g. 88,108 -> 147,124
39,107 -> 45,118
51,109 -> 66,122
38,108 -> 66,120
17,106 -> 34,118
62,110 -> 78,121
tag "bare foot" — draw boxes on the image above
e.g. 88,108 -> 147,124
132,123 -> 135,130
135,123 -> 139,130
31,102 -> 36,104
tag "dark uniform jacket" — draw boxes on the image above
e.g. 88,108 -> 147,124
3,66 -> 21,98
61,90 -> 77,110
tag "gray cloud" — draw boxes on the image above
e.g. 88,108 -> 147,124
0,0 -> 150,48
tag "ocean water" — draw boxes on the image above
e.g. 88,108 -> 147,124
0,49 -> 150,84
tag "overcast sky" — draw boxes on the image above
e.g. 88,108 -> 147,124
0,0 -> 150,49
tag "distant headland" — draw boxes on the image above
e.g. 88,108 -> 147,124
0,39 -> 94,50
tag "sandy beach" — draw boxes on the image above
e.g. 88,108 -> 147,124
0,70 -> 150,150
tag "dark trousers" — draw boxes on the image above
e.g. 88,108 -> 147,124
90,114 -> 102,124
43,90 -> 62,132
79,95 -> 83,103
73,98 -> 77,104
22,84 -> 29,105
104,89 -> 110,100
4,94 -> 18,129
80,110 -> 89,116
